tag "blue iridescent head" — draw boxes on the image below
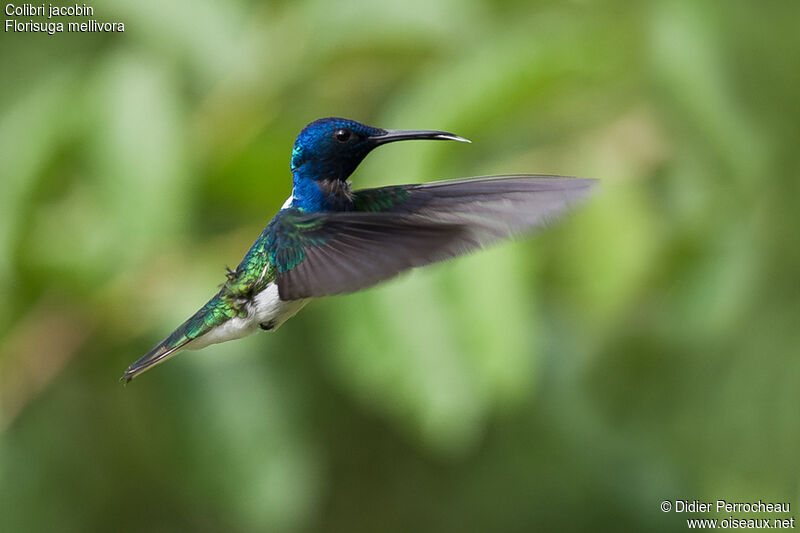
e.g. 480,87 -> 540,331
290,117 -> 470,181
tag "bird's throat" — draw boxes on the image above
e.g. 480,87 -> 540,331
291,173 -> 353,212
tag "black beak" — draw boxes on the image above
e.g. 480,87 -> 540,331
369,129 -> 471,146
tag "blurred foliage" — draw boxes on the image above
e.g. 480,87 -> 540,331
1,0 -> 799,531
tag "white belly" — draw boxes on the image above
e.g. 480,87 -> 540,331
189,283 -> 308,350
248,282 -> 308,329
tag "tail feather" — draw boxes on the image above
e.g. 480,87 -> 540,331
120,330 -> 193,383
121,292 -> 233,383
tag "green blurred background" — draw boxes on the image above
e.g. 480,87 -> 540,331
1,0 -> 798,531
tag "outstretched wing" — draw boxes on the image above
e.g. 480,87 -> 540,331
271,175 -> 597,300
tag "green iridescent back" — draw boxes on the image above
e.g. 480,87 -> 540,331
152,232 -> 277,352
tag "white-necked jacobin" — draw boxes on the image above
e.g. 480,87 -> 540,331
121,117 -> 596,382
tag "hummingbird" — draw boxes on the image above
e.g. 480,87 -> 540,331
121,117 -> 596,382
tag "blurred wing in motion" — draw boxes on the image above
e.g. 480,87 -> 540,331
271,175 -> 597,300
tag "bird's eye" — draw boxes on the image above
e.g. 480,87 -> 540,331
334,128 -> 352,142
